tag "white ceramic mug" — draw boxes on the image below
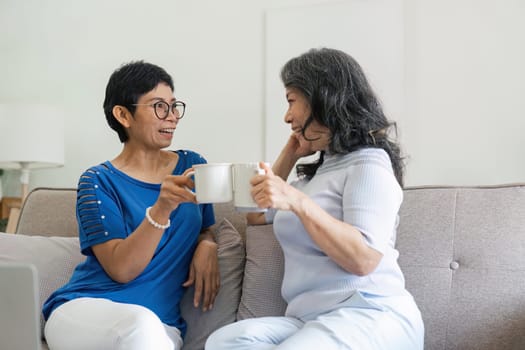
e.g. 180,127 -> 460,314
186,163 -> 233,203
186,162 -> 268,211
232,163 -> 267,212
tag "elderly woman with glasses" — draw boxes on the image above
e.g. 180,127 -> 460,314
42,61 -> 219,350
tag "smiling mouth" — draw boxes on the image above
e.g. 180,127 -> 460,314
159,128 -> 174,134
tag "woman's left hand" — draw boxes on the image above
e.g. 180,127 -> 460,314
251,162 -> 305,212
182,237 -> 220,312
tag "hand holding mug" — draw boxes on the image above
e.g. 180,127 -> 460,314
148,170 -> 197,224
251,162 -> 303,212
158,169 -> 197,208
185,163 -> 268,212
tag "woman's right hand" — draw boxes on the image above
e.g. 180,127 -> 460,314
150,168 -> 197,221
251,162 -> 306,213
246,134 -> 314,225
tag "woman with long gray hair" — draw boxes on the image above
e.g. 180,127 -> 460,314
206,48 -> 424,349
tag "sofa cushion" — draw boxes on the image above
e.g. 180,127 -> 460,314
181,218 -> 245,350
212,202 -> 247,240
397,185 -> 525,350
236,224 -> 287,320
0,217 -> 245,350
0,232 -> 84,337
396,188 -> 457,349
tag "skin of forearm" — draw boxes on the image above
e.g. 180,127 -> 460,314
197,228 -> 216,244
291,193 -> 382,276
272,148 -> 299,181
246,212 -> 265,225
95,219 -> 166,283
99,225 -> 217,284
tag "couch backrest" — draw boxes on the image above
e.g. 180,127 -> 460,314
233,184 -> 525,350
397,184 -> 525,350
9,187 -> 247,350
16,188 -> 78,237
16,187 -> 247,238
16,185 -> 525,350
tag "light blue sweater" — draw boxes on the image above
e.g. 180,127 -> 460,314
267,148 -> 409,320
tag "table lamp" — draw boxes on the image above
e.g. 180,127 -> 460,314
0,104 -> 64,232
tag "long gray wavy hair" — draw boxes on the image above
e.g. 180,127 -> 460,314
281,47 -> 405,186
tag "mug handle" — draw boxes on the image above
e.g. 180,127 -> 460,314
184,170 -> 195,193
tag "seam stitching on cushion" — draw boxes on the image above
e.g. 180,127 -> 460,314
445,189 -> 459,348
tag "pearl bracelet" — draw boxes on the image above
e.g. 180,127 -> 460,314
145,206 -> 170,230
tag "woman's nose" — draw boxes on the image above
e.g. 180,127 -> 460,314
166,109 -> 178,122
284,111 -> 292,123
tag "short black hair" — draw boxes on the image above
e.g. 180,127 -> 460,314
281,48 -> 405,186
103,61 -> 174,142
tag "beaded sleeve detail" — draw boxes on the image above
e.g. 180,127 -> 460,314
77,167 -> 107,239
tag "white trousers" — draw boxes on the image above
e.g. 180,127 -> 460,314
44,297 -> 183,350
206,293 -> 424,350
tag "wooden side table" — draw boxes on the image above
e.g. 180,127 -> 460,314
0,197 -> 22,233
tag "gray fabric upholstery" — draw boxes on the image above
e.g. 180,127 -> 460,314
6,185 -> 525,350
236,224 -> 287,320
0,233 -> 84,338
181,218 -> 245,350
398,185 -> 525,350
16,188 -> 247,239
212,202 -> 247,240
396,188 -> 457,349
16,188 -> 78,237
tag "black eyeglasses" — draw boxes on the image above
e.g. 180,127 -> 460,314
132,100 -> 186,120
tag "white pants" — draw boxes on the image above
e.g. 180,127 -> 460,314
44,297 -> 183,350
206,293 -> 424,350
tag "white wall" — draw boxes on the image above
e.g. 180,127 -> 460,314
403,0 -> 525,185
1,0 -> 524,197
264,0 -> 404,165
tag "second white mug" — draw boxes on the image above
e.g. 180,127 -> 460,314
232,163 -> 267,212
186,162 -> 267,212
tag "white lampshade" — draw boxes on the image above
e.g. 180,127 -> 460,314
0,104 -> 64,200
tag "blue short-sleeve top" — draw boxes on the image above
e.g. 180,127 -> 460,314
42,150 -> 215,337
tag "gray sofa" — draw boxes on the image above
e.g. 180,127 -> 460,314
1,185 -> 525,350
